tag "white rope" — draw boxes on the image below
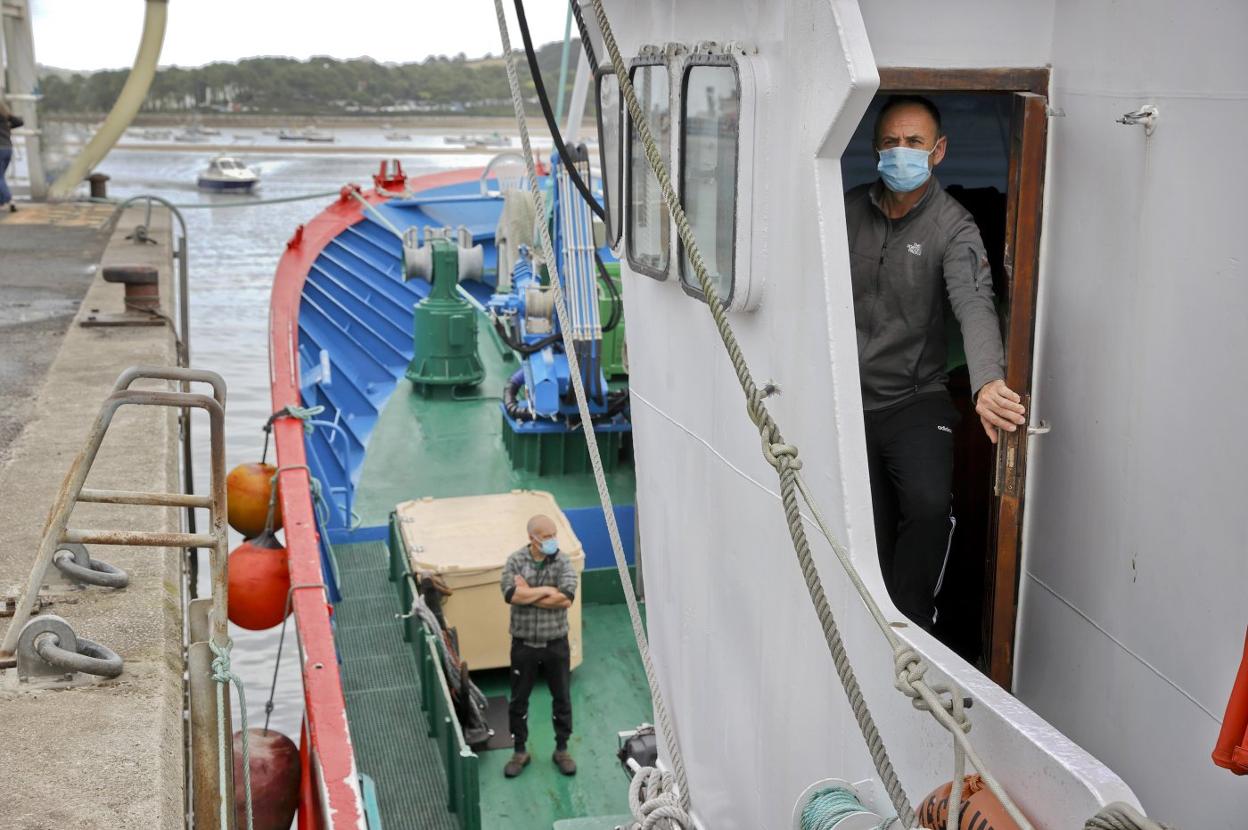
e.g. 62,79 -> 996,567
491,1 -> 692,825
585,1 -> 1037,827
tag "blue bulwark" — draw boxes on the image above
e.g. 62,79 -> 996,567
565,505 -> 636,569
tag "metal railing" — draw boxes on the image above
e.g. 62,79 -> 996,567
0,366 -> 237,829
389,518 -> 481,830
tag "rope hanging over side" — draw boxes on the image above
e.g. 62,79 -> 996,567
1084,803 -> 1175,830
491,1 -> 692,825
210,639 -> 254,830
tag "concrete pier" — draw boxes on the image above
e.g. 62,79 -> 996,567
0,204 -> 186,829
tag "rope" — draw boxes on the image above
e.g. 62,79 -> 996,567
492,1 -> 693,824
586,1 -> 923,824
262,404 -> 325,464
627,767 -> 693,830
801,787 -> 896,830
87,189 -> 345,210
210,639 -> 254,830
1084,803 -> 1175,830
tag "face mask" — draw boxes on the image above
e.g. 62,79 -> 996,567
538,537 -> 559,557
877,146 -> 935,193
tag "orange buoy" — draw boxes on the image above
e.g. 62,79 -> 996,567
1213,626 -> 1248,775
227,462 -> 281,538
957,785 -> 1025,830
226,531 -> 290,630
233,728 -> 301,830
917,775 -> 985,830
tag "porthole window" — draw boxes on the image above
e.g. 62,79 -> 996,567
595,69 -> 623,249
626,60 -> 672,280
678,59 -> 740,303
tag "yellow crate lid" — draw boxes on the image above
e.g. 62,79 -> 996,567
397,489 -> 584,575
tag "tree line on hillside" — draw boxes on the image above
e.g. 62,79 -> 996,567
39,41 -> 581,116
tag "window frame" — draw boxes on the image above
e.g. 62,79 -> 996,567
625,54 -> 674,282
594,67 -> 624,250
676,52 -> 743,306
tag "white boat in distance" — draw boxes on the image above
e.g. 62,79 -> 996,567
195,156 -> 259,192
278,127 -> 335,143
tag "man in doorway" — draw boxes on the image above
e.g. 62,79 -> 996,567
499,513 -> 579,778
845,95 -> 1027,630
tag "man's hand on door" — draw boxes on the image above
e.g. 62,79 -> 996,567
975,379 -> 1027,444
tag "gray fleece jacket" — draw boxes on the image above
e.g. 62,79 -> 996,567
845,177 -> 1005,411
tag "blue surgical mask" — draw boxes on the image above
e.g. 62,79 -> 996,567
877,146 -> 935,193
539,538 -> 559,557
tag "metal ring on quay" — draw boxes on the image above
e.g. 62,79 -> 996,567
52,547 -> 130,589
33,632 -> 124,678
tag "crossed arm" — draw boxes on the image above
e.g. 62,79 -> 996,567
509,574 -> 572,609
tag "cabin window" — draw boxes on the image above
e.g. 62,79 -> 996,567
596,69 -> 623,249
678,60 -> 740,302
626,61 -> 671,280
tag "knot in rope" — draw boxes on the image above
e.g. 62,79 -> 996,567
275,404 -> 325,435
208,638 -> 254,830
763,440 -> 803,473
627,767 -> 692,830
209,638 -> 240,685
892,646 -> 970,733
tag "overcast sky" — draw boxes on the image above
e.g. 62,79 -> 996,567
31,0 -> 570,71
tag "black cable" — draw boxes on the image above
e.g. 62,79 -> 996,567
568,0 -> 598,72
493,316 -> 562,355
512,0 -> 606,223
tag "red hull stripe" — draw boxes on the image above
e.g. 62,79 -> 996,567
270,166 -> 484,828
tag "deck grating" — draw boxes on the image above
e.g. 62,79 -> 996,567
334,540 -> 459,830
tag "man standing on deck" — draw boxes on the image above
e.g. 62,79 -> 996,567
500,513 -> 579,778
845,95 -> 1027,631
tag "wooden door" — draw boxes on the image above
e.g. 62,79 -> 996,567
985,92 -> 1048,688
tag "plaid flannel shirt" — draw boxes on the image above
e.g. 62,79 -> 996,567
500,545 -> 577,643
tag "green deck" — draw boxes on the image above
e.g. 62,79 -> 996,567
333,539 -> 652,830
338,330 -> 648,828
353,344 -> 635,527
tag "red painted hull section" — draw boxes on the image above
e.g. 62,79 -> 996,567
269,166 -> 484,828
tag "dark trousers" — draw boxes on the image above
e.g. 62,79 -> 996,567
0,147 -> 12,206
864,391 -> 958,630
508,635 -> 572,751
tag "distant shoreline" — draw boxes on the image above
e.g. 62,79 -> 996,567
109,141 -> 556,156
47,113 -> 594,131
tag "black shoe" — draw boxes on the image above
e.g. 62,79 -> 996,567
503,752 -> 530,778
552,749 -> 577,776
6,204 -> 14,213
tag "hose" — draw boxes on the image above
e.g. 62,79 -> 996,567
503,370 -> 532,420
596,253 -> 623,332
493,317 -> 562,355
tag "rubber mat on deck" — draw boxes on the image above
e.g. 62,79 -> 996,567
333,540 -> 459,830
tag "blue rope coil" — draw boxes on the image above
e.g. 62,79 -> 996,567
801,787 -> 896,830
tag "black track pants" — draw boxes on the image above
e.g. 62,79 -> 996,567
864,392 -> 958,630
508,636 -> 572,751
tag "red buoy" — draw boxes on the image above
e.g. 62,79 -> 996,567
227,531 -> 290,631
917,775 -> 985,830
957,785 -> 1025,830
1213,626 -> 1248,775
227,462 -> 282,538
234,728 -> 301,830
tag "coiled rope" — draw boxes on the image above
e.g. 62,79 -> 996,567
491,1 -> 692,826
801,787 -> 896,830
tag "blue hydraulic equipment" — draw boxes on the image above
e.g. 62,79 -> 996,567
486,146 -> 629,475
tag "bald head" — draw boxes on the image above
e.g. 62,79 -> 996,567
527,514 -> 556,537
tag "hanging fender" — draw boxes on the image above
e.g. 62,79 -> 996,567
1212,626 -> 1248,775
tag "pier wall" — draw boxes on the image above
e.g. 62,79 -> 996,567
0,204 -> 185,829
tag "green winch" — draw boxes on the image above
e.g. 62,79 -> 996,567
403,228 -> 486,397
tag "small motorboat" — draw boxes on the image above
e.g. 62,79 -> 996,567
383,131 -> 412,142
196,156 -> 259,192
278,127 -> 335,143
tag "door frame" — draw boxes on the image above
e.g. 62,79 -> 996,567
877,67 -> 1050,689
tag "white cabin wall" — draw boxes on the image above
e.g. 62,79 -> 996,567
859,1 -> 1055,69
607,0 -> 1137,827
1015,1 -> 1248,826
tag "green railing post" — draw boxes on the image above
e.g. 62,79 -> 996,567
459,749 -> 481,830
444,715 -> 458,813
